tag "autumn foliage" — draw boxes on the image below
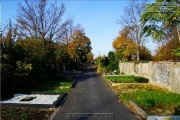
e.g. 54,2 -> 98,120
112,27 -> 152,61
113,27 -> 136,60
1,0 -> 92,100
153,39 -> 180,61
67,30 -> 91,60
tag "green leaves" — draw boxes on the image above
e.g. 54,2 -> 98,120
142,25 -> 166,41
172,48 -> 180,57
108,51 -> 115,63
140,0 -> 180,41
15,61 -> 32,76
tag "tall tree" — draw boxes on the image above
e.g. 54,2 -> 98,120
16,0 -> 72,42
153,30 -> 180,61
107,51 -> 119,72
140,0 -> 180,43
67,26 -> 92,67
1,19 -> 17,65
86,52 -> 94,63
117,0 -> 148,61
139,46 -> 152,60
1,20 -> 19,98
108,51 -> 115,63
112,27 -> 136,60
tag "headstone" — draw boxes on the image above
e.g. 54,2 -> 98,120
124,63 -> 127,71
142,64 -> 148,74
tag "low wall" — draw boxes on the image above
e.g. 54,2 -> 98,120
119,61 -> 180,94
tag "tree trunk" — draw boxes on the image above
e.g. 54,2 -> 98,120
136,47 -> 140,61
176,26 -> 180,43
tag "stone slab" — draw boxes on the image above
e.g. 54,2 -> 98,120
1,94 -> 65,109
147,116 -> 180,120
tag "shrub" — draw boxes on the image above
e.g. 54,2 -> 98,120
105,76 -> 135,83
134,76 -> 148,83
51,75 -> 64,81
97,65 -> 105,74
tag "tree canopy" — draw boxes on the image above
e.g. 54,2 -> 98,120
1,0 -> 93,99
16,0 -> 72,42
117,0 -> 148,61
112,27 -> 137,60
140,0 -> 180,42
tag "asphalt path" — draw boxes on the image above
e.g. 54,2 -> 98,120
53,66 -> 136,120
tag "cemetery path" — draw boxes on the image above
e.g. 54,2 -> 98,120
53,66 -> 136,120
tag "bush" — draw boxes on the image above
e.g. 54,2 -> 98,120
97,65 -> 105,74
51,75 -> 65,81
105,76 -> 135,83
134,76 -> 149,83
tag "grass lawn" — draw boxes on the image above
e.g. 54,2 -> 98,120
32,80 -> 74,93
104,76 -> 148,83
104,76 -> 135,83
111,84 -> 180,115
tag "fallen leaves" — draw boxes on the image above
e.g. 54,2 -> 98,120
1,107 -> 54,120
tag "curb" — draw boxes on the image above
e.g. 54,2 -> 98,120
129,100 -> 148,119
71,78 -> 79,88
108,80 -> 149,86
49,93 -> 68,120
49,73 -> 81,120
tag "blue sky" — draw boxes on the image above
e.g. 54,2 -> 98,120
1,0 -> 157,58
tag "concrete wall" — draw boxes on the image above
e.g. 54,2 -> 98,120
119,61 -> 180,94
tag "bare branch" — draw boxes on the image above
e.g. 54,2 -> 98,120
117,0 -> 148,61
16,0 -> 72,42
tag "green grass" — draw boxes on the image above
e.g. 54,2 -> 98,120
42,87 -> 71,93
105,76 -> 135,83
33,80 -> 73,93
120,90 -> 180,106
113,84 -> 180,115
105,76 -> 148,83
59,81 -> 72,86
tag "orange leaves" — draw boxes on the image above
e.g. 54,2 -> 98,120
112,27 -> 136,60
153,38 -> 180,61
113,27 -> 136,51
67,30 -> 91,59
67,41 -> 76,58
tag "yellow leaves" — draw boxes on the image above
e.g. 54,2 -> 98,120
113,36 -> 135,50
113,32 -> 136,60
112,27 -> 137,56
67,30 -> 91,59
172,16 -> 177,21
153,36 -> 180,61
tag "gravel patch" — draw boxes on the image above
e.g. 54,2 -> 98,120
0,94 -> 61,105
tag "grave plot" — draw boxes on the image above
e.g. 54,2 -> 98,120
0,94 -> 64,108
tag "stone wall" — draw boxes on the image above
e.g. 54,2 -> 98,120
119,61 -> 180,93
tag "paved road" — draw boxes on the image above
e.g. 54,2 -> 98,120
53,66 -> 136,120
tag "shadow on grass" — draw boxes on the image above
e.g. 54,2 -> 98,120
174,105 -> 180,115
